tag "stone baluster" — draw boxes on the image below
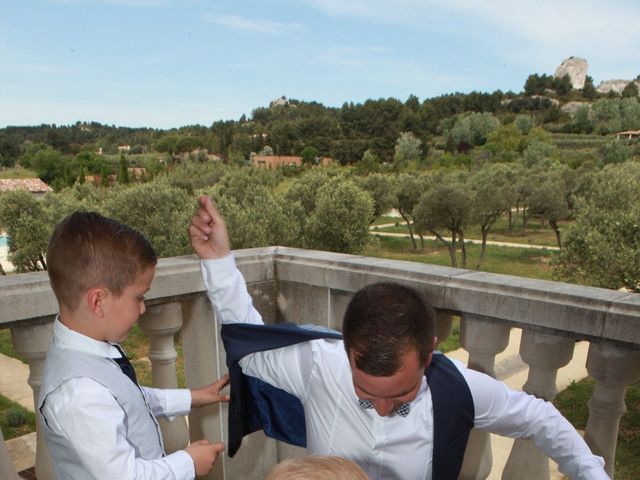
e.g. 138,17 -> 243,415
458,315 -> 511,480
138,302 -> 189,454
502,330 -> 575,480
584,343 -> 640,478
11,320 -> 55,480
182,296 -> 233,480
0,428 -> 19,480
328,288 -> 351,331
434,311 -> 453,349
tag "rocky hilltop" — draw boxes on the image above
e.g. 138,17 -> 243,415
596,79 -> 640,94
553,56 -> 639,94
554,57 -> 588,89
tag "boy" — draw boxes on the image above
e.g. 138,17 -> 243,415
266,455 -> 368,480
39,211 -> 229,479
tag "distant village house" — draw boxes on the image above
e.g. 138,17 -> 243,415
252,155 -> 333,169
85,167 -> 147,185
616,130 -> 640,141
0,178 -> 52,198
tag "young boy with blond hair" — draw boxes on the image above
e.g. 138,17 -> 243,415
39,211 -> 229,480
266,456 -> 368,480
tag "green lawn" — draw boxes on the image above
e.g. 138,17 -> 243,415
0,394 -> 35,440
0,166 -> 38,179
554,379 -> 640,480
366,234 -> 555,280
0,330 -> 24,362
370,211 -> 566,248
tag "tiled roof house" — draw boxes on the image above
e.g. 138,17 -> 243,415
253,155 -> 334,168
0,178 -> 53,196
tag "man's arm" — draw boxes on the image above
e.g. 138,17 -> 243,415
189,195 -> 231,260
190,196 -> 312,399
466,368 -> 609,479
190,195 -> 264,326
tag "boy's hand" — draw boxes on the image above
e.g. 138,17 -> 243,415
189,195 -> 231,259
191,373 -> 231,408
185,440 -> 225,476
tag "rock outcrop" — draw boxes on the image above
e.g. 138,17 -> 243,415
560,101 -> 589,115
596,79 -> 640,94
554,57 -> 589,89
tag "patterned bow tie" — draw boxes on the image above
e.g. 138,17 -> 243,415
358,399 -> 411,417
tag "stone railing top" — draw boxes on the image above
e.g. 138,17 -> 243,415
1,247 -> 639,348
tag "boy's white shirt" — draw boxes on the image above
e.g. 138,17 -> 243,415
40,319 -> 194,480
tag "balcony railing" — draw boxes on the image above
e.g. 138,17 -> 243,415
1,247 -> 639,479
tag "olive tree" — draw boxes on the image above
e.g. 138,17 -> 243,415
285,170 -> 330,215
0,190 -> 50,271
413,179 -> 474,268
470,164 -> 518,268
393,131 -> 422,169
393,173 -> 430,250
208,188 -> 304,250
305,177 -> 373,254
553,162 -> 640,291
102,183 -> 194,257
528,171 -> 569,248
354,174 -> 397,223
445,112 -> 500,152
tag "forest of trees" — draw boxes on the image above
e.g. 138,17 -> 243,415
1,73 -> 640,292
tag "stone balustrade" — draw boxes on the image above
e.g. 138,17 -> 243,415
1,247 -> 639,479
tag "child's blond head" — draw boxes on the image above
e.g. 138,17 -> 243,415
266,455 -> 368,480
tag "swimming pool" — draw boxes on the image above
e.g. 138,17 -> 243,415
0,235 -> 7,247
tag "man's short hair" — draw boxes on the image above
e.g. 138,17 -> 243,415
266,455 -> 368,480
47,211 -> 157,311
343,282 -> 435,376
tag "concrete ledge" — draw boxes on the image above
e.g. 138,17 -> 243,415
2,247 -> 639,350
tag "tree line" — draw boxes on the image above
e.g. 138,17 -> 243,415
1,71 -> 639,290
2,148 -> 639,292
1,71 -> 639,175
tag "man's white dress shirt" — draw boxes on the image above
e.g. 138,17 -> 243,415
40,319 -> 195,480
202,254 -> 608,480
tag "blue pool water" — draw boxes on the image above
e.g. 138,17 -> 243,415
0,235 -> 7,247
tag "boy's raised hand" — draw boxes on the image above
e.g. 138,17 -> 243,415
189,195 -> 231,259
191,373 -> 230,408
185,440 -> 225,476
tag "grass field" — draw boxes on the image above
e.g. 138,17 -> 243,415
370,211 -> 566,248
554,379 -> 640,480
366,235 -> 555,280
0,395 -> 35,440
0,166 -> 39,179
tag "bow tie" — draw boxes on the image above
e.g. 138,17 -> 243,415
358,399 -> 411,417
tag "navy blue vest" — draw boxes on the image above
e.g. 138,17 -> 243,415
221,323 -> 474,479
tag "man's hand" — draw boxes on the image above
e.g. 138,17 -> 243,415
189,195 -> 231,259
185,440 -> 225,476
191,373 -> 231,408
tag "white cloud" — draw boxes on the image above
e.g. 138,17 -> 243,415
202,13 -> 307,35
304,0 -> 640,73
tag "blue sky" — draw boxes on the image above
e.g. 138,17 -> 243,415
2,0 -> 639,129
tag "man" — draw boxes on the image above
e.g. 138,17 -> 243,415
190,195 -> 608,480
